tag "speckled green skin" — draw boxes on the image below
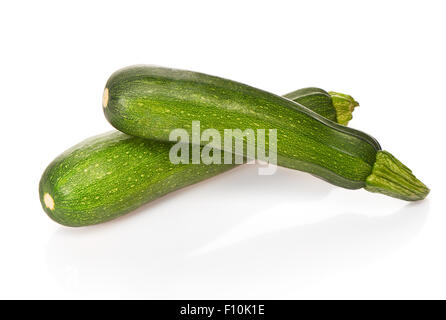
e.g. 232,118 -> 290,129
284,87 -> 338,123
39,132 -> 236,226
40,87 -> 345,227
105,65 -> 381,189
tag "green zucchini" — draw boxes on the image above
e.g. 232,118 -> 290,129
103,65 -> 428,201
40,87 -> 349,227
39,132 -> 236,226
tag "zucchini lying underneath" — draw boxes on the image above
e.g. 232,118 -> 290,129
39,88 -> 355,226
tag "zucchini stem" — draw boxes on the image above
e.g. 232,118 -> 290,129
329,91 -> 359,126
365,151 -> 429,201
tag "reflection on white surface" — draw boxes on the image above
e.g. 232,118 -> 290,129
46,165 -> 429,299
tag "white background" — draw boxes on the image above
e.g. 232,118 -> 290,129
0,0 -> 445,299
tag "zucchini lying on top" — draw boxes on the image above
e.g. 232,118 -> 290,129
40,87 -> 352,227
103,65 -> 429,201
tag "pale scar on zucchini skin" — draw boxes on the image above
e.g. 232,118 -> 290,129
43,193 -> 55,211
102,87 -> 109,108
